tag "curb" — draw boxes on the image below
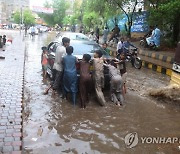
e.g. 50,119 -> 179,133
138,49 -> 174,64
107,46 -> 173,76
142,61 -> 172,76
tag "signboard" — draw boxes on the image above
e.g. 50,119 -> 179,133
108,11 -> 149,33
131,12 -> 149,32
32,6 -> 53,14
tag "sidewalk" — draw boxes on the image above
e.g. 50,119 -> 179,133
0,33 -> 25,153
107,41 -> 175,76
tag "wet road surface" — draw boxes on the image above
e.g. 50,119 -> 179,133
23,32 -> 180,154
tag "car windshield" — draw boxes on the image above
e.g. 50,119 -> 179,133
57,33 -> 89,41
70,41 -> 109,57
49,41 -> 110,58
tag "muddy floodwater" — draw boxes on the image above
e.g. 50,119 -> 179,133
23,33 -> 180,154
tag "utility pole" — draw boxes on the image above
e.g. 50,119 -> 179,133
20,6 -> 23,33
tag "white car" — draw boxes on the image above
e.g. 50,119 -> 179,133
40,26 -> 48,33
56,32 -> 90,42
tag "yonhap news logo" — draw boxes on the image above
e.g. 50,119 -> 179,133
125,132 -> 138,148
124,132 -> 180,148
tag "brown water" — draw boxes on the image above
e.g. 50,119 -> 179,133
23,32 -> 180,154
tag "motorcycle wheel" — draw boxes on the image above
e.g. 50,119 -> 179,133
134,57 -> 142,69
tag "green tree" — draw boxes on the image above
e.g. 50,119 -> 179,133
13,11 -> 21,24
105,0 -> 143,37
23,10 -> 36,25
148,0 -> 180,43
13,9 -> 35,26
83,11 -> 99,31
68,0 -> 82,25
80,0 -> 110,32
63,16 -> 71,26
85,0 -> 120,26
38,0 -> 70,26
53,0 -> 70,26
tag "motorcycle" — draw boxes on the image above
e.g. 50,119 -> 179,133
117,47 -> 142,69
139,37 -> 159,50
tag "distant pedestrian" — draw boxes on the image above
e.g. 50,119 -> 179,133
3,35 -> 6,45
79,54 -> 92,109
25,26 -> 28,36
63,46 -> 78,106
102,27 -> 109,43
89,31 -> 97,41
41,47 -> 48,79
30,26 -> 35,36
0,36 -> 3,48
79,25 -> 83,33
108,25 -> 120,42
95,26 -> 100,43
52,37 -> 70,95
93,50 -> 106,106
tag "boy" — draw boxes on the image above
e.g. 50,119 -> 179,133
41,47 -> 48,79
63,46 -> 78,106
102,43 -> 111,55
79,54 -> 92,109
115,52 -> 127,96
104,60 -> 124,106
93,50 -> 106,106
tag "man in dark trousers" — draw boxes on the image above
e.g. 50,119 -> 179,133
95,26 -> 100,43
108,25 -> 120,42
52,37 -> 70,96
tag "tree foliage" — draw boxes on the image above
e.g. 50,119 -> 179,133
79,0 -> 120,32
67,0 -> 82,25
13,9 -> 35,26
53,0 -> 70,25
83,11 -> 99,31
39,0 -> 69,26
148,0 -> 180,43
13,11 -> 21,24
104,0 -> 143,37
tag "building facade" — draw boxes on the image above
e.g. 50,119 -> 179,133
0,0 -> 29,24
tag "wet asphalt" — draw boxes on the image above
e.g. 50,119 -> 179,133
22,32 -> 180,154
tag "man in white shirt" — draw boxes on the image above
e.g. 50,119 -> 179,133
53,37 -> 70,95
116,37 -> 124,56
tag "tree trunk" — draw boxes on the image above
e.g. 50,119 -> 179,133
127,24 -> 131,38
172,17 -> 180,43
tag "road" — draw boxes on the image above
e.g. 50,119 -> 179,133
22,32 -> 180,154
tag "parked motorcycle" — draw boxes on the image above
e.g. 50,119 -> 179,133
117,47 -> 142,69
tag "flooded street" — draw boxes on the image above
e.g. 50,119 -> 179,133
23,32 -> 180,154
